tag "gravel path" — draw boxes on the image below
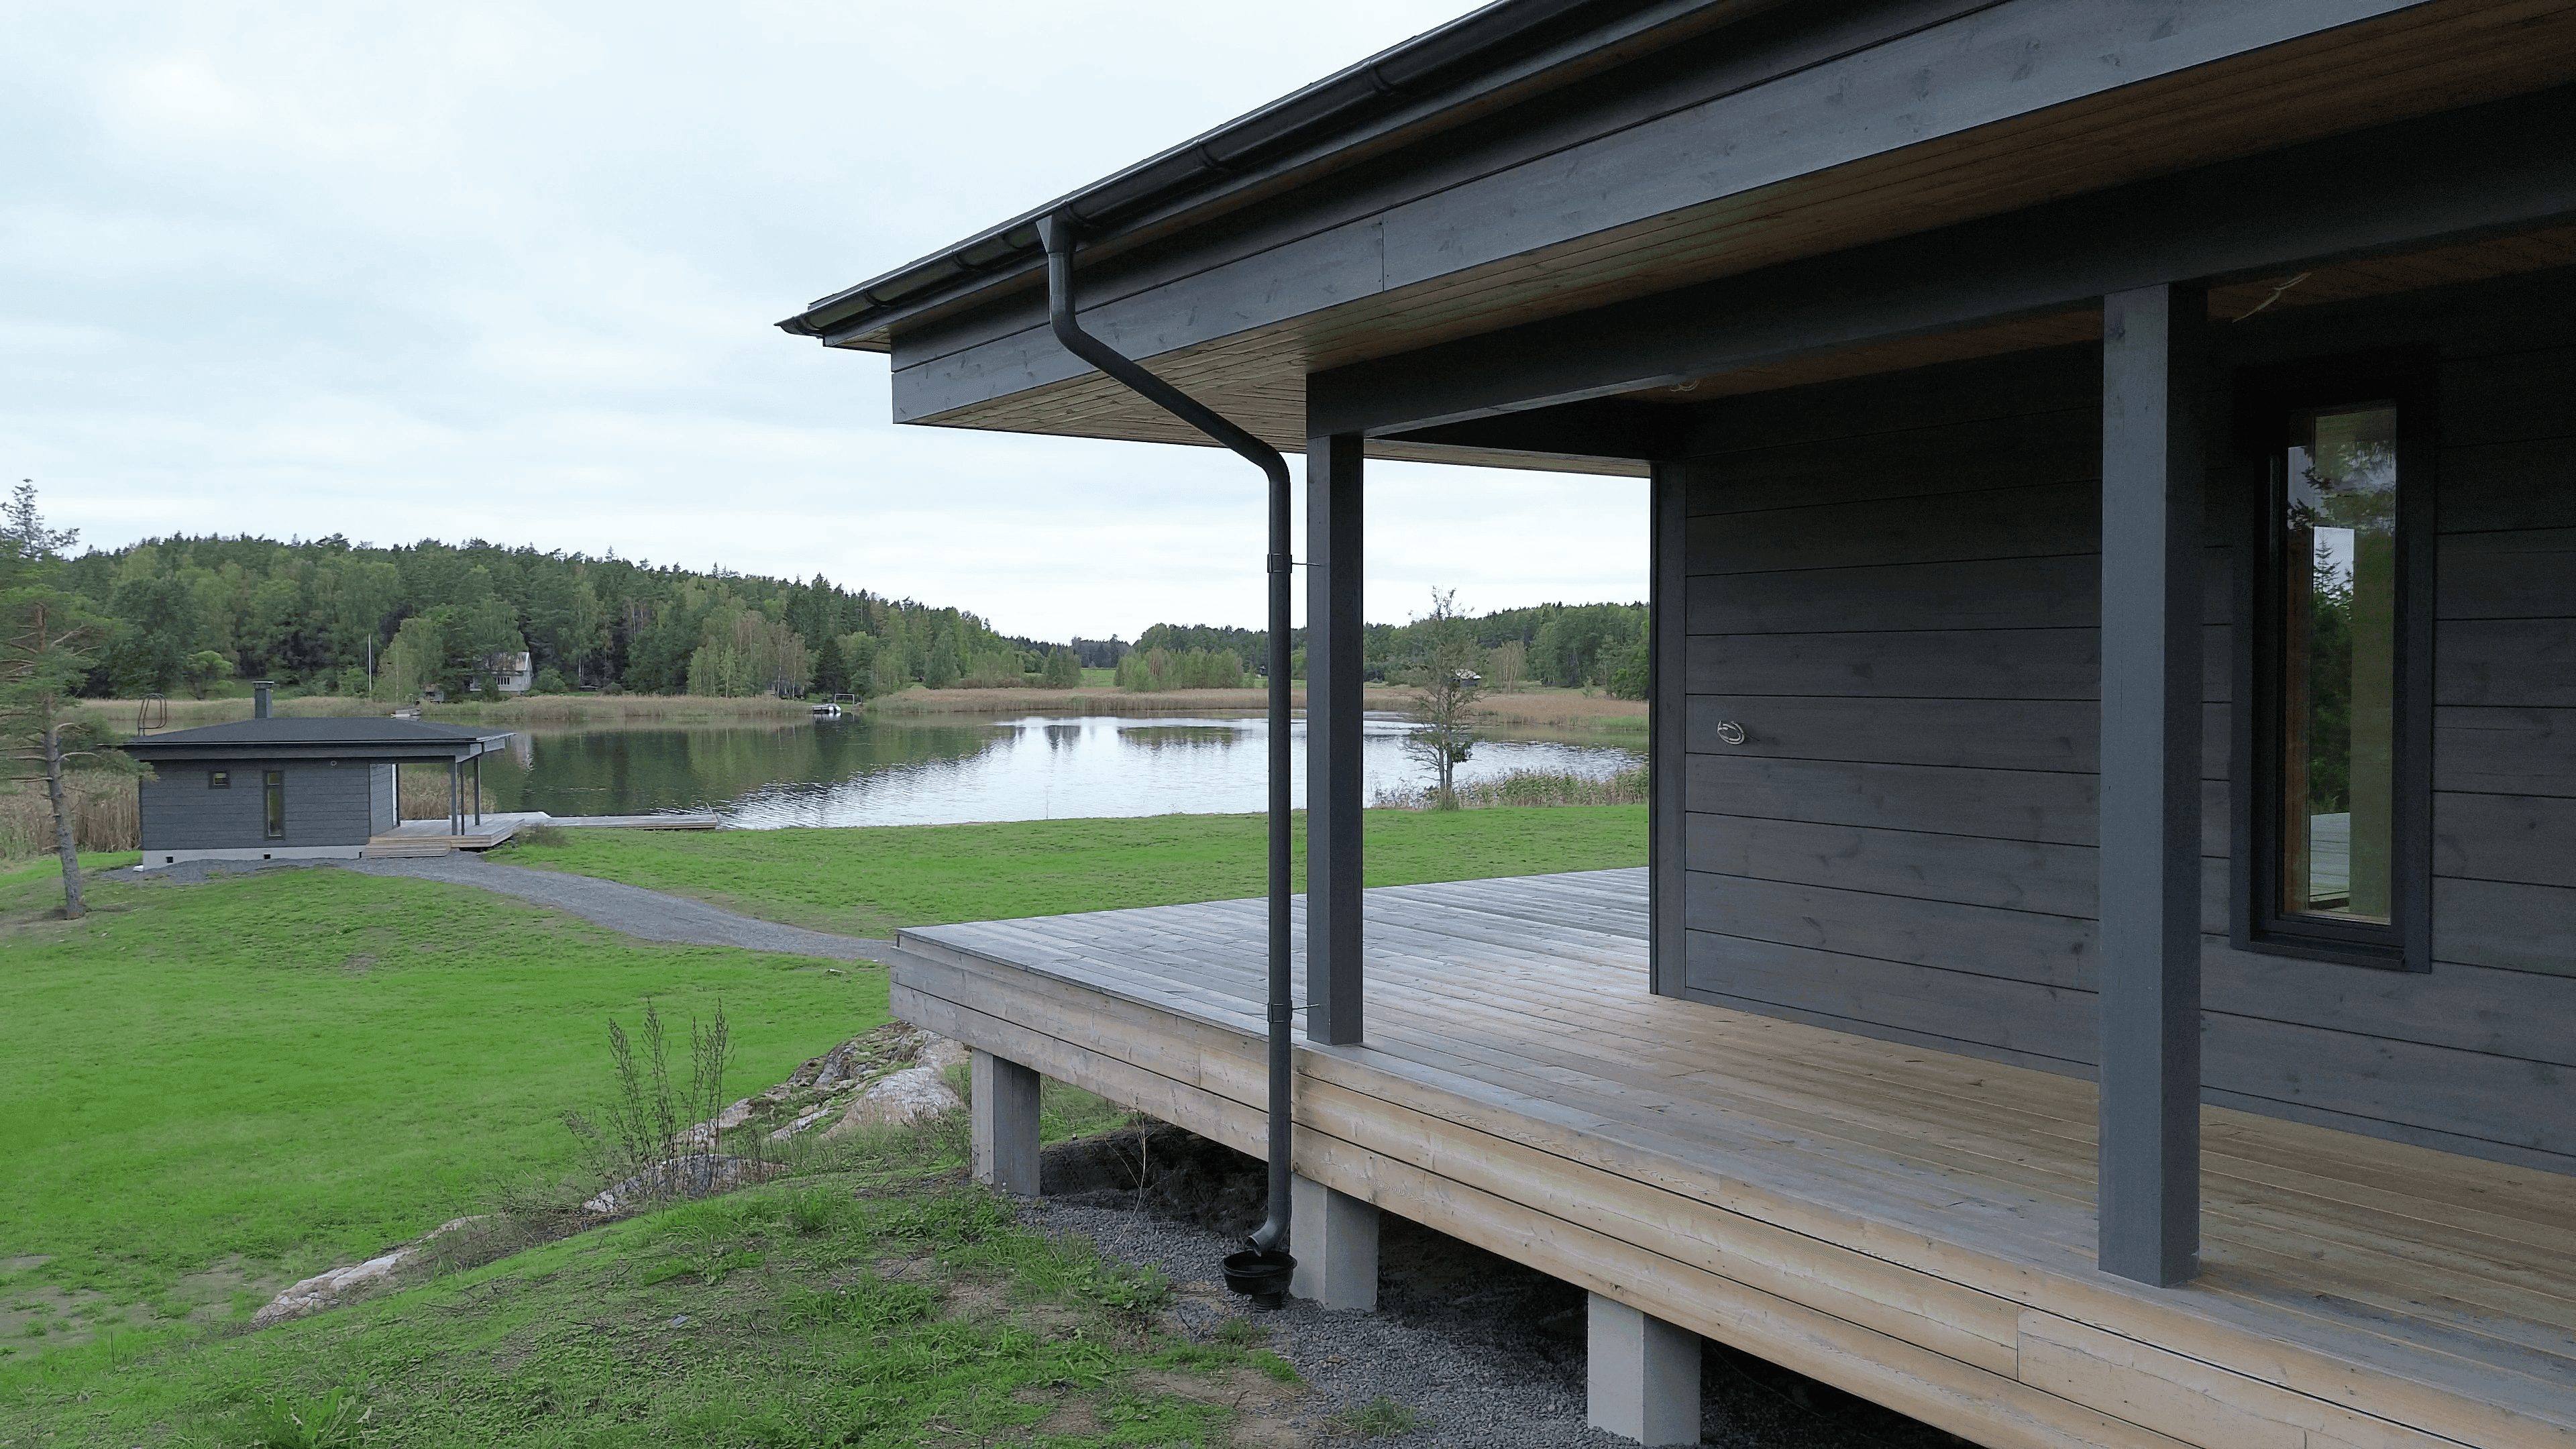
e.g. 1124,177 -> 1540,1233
343,855 -> 891,959
1034,1176 -> 1972,1448
133,854 -> 889,961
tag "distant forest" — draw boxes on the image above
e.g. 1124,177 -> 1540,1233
59,533 -> 1646,700
1136,600 -> 1649,698
60,535 -> 1063,701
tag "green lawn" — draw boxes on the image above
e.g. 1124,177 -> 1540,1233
0,859 -> 882,1323
498,805 -> 1648,937
0,807 -> 1636,1442
11,1172 -> 1301,1446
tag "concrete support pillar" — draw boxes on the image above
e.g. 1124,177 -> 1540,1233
1587,1293 -> 1699,1447
970,1049 -> 1041,1196
1287,1174 -> 1377,1311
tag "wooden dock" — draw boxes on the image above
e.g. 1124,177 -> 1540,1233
362,810 -> 719,856
892,870 -> 2574,1449
362,811 -> 549,857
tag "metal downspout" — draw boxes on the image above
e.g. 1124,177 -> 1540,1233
1037,213 -> 1299,1288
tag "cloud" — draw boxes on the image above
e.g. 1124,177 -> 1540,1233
3,1 -> 1644,640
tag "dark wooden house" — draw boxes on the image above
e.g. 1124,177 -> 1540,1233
785,3 -> 2576,1444
125,691 -> 513,867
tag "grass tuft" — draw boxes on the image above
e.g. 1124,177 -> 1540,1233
1333,1393 -> 1430,1438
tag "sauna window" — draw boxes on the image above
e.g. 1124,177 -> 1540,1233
2273,405 -> 2400,934
264,770 -> 286,839
207,769 -> 229,789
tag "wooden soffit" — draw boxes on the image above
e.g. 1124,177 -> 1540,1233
883,0 -> 2576,472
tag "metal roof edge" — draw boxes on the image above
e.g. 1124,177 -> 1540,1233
775,0 -> 1742,345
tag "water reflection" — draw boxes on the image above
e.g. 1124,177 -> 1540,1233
478,714 -> 1640,829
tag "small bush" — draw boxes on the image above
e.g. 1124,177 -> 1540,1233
254,1386 -> 368,1448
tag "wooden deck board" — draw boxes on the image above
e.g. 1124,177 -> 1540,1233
898,870 -> 2576,1447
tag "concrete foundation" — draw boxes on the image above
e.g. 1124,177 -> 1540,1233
1587,1292 -> 1699,1446
969,1049 -> 1041,1195
1287,1173 -> 1379,1311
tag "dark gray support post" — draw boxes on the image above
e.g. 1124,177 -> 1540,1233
1649,464 -> 1687,998
472,755 -> 482,826
2097,282 -> 2206,1287
1306,432 -> 1365,1045
448,759 -> 462,837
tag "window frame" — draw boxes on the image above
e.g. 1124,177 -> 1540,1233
207,769 -> 229,789
2229,352 -> 2436,972
262,769 -> 286,841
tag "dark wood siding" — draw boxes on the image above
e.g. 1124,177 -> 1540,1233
1674,286 -> 2576,1175
138,759 -> 384,852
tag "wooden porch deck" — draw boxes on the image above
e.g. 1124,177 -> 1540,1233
892,869 -> 2573,1449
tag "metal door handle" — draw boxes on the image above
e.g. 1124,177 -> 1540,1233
1714,720 -> 1748,746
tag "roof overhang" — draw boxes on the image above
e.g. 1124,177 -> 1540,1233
791,0 -> 2576,472
122,735 -> 514,765
779,0 -> 1771,349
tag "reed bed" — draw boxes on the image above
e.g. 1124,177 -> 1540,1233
875,684 -> 1646,731
0,779 -> 140,857
395,767 -> 493,821
75,696 -> 379,733
873,686 -> 1303,716
81,692 -> 813,735
1373,765 -> 1650,811
1471,690 -> 1650,731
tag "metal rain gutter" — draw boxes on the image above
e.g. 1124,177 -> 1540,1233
1036,212 -> 1299,1303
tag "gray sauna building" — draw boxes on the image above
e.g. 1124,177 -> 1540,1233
124,708 -> 513,868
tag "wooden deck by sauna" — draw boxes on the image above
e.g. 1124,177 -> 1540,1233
891,869 -> 2575,1449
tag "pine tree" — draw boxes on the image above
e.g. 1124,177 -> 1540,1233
1,485 -> 135,917
924,631 -> 961,690
813,632 -> 849,697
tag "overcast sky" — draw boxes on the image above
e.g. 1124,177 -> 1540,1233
2,2 -> 1645,641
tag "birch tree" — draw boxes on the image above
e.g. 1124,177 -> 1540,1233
1401,588 -> 1487,808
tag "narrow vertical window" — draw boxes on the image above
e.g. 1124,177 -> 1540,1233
263,770 -> 286,840
2279,405 -> 2398,925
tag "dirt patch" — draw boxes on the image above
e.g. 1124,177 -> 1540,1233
1037,1397 -> 1106,1437
1042,1123 -> 1267,1236
0,1282 -> 117,1356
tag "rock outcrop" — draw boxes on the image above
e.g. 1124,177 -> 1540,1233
252,1216 -> 484,1327
250,1022 -> 973,1329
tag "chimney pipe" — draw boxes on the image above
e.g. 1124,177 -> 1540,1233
253,682 -> 274,719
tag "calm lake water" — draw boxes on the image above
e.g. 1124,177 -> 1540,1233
477,714 -> 1642,828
